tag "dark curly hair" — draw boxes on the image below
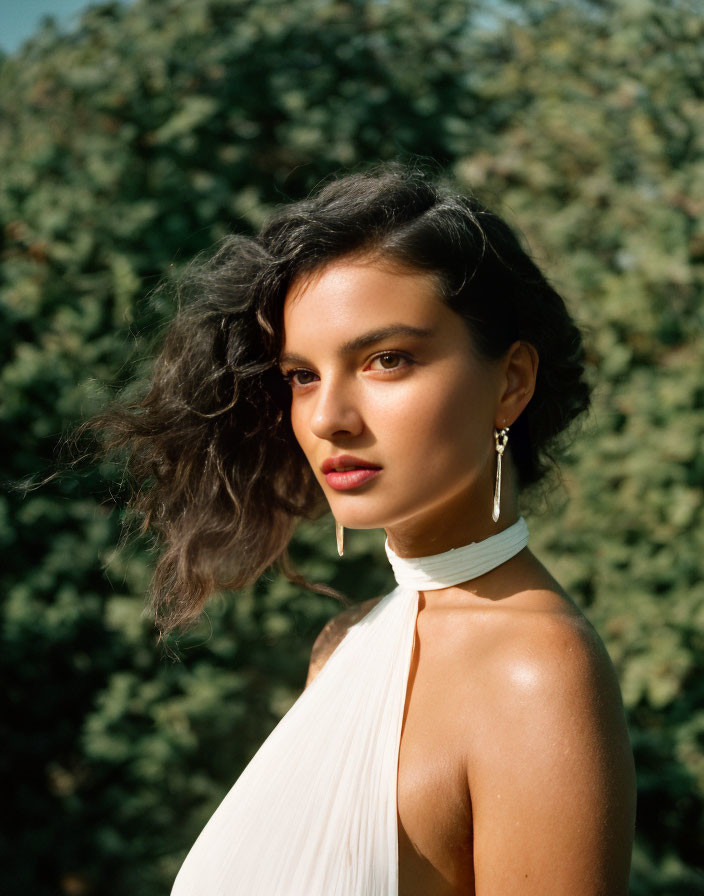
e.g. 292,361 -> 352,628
87,163 -> 591,635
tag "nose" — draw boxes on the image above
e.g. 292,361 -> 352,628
309,374 -> 364,441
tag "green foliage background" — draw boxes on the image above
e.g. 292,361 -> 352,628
1,0 -> 702,893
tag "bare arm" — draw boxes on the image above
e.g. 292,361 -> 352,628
305,596 -> 383,688
468,614 -> 636,895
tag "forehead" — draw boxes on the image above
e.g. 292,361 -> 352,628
282,259 -> 448,347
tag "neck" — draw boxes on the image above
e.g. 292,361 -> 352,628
385,506 -> 521,560
384,467 -> 520,558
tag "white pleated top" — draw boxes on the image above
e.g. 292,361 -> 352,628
171,517 -> 529,895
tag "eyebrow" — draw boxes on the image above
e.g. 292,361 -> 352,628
279,324 -> 434,367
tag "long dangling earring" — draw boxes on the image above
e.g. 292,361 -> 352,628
492,426 -> 510,523
336,520 -> 344,557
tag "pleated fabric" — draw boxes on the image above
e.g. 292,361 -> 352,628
171,517 -> 528,895
171,583 -> 419,896
385,516 -> 529,590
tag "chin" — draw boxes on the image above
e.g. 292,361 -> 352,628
329,504 -> 393,532
333,516 -> 387,532
334,502 -> 421,533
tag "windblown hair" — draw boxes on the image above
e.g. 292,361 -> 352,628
88,163 -> 591,635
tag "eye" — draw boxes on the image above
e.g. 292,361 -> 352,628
282,368 -> 318,387
367,351 -> 411,371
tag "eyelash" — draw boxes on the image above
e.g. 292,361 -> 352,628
282,351 -> 413,387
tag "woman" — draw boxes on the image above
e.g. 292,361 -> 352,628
95,164 -> 636,894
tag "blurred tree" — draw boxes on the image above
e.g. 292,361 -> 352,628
0,0 -> 702,893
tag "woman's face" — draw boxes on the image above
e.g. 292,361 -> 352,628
280,256 -> 517,553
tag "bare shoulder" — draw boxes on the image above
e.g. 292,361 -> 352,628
467,603 -> 631,761
465,603 -> 636,894
305,595 -> 384,688
479,604 -> 624,718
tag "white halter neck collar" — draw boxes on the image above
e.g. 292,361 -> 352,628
384,516 -> 529,591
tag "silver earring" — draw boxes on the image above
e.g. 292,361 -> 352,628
336,520 -> 344,557
492,426 -> 510,523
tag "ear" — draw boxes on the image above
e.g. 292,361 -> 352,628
495,340 -> 539,428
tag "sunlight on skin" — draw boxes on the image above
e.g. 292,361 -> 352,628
281,255 -> 537,560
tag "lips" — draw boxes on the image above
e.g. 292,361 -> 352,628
321,455 -> 382,475
321,455 -> 382,491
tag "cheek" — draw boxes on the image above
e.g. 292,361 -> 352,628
377,369 -> 492,475
288,400 -> 329,488
289,402 -> 311,454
